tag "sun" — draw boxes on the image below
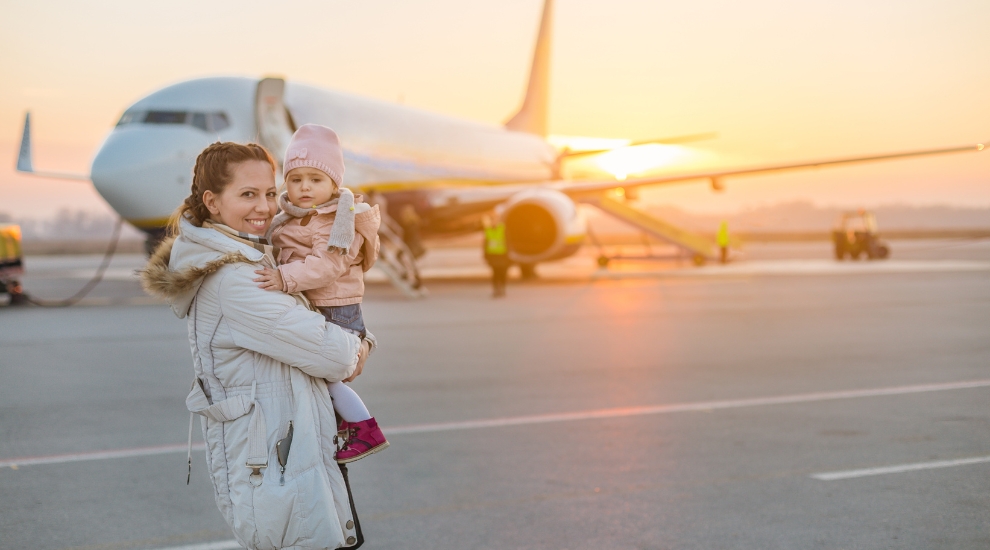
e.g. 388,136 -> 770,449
594,144 -> 689,181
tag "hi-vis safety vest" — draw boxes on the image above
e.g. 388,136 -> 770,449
717,221 -> 730,247
484,224 -> 507,255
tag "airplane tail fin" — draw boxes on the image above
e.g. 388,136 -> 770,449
14,111 -> 89,181
504,0 -> 553,136
17,112 -> 33,173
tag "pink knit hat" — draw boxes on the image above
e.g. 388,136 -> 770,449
283,124 -> 345,185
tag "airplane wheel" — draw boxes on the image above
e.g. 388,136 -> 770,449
597,256 -> 610,268
519,263 -> 538,280
144,233 -> 166,256
692,254 -> 706,267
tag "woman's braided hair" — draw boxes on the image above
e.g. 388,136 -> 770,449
168,142 -> 276,234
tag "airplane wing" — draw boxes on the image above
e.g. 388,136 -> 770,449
426,140 -> 986,216
558,132 -> 718,159
15,113 -> 91,181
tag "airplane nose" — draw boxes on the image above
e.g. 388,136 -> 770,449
91,127 -> 210,228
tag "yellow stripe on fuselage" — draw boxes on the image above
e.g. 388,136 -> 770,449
350,177 -> 521,193
127,217 -> 171,231
126,178 -> 520,231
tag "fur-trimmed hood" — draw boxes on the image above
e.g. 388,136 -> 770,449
139,219 -> 267,318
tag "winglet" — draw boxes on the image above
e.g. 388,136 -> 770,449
17,112 -> 33,173
505,0 -> 553,136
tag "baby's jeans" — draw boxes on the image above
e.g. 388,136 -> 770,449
318,303 -> 367,340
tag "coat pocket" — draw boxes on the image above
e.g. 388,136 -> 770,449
249,465 -> 345,550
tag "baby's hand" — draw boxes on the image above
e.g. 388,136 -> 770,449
254,267 -> 284,291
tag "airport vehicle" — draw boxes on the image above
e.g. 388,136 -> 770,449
15,0 -> 985,295
832,210 -> 890,261
0,224 -> 26,305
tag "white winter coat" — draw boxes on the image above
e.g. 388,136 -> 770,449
141,219 -> 363,549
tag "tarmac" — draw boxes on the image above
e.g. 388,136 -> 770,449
1,239 -> 989,549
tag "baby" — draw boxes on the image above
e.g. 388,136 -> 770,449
255,124 -> 388,463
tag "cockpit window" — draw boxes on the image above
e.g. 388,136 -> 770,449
189,112 -> 231,132
145,111 -> 188,124
116,111 -> 144,126
207,113 -> 230,132
116,110 -> 231,132
190,113 -> 207,131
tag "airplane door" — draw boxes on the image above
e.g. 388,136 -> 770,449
255,77 -> 297,181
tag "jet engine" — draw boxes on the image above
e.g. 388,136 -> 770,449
500,188 -> 586,264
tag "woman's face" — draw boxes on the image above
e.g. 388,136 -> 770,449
203,160 -> 277,235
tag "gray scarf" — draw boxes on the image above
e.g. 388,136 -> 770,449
268,189 -> 356,254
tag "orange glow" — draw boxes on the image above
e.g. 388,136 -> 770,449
595,145 -> 691,181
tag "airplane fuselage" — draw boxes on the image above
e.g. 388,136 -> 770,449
91,77 -> 558,234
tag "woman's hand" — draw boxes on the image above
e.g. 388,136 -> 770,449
254,267 -> 284,291
343,339 -> 372,383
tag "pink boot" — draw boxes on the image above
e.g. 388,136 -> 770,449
335,417 -> 389,463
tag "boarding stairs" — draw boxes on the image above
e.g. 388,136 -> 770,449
375,209 -> 426,298
583,195 -> 715,265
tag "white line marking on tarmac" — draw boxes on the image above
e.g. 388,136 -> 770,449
0,443 -> 205,469
812,455 -> 990,481
384,378 -> 990,435
2,379 -> 987,469
141,541 -> 241,550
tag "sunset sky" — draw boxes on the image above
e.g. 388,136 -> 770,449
1,0 -> 987,219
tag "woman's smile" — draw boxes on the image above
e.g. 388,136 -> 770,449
245,218 -> 269,231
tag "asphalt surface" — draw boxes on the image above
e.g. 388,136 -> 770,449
1,240 -> 989,550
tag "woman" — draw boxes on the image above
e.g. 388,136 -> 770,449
141,142 -> 369,549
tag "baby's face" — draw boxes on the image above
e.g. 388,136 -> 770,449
285,167 -> 336,208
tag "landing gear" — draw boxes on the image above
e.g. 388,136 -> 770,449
144,230 -> 167,256
519,263 -> 538,280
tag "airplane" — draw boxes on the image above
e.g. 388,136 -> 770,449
15,0 -> 986,294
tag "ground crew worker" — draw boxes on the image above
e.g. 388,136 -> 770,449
482,216 -> 510,298
717,220 -> 730,264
